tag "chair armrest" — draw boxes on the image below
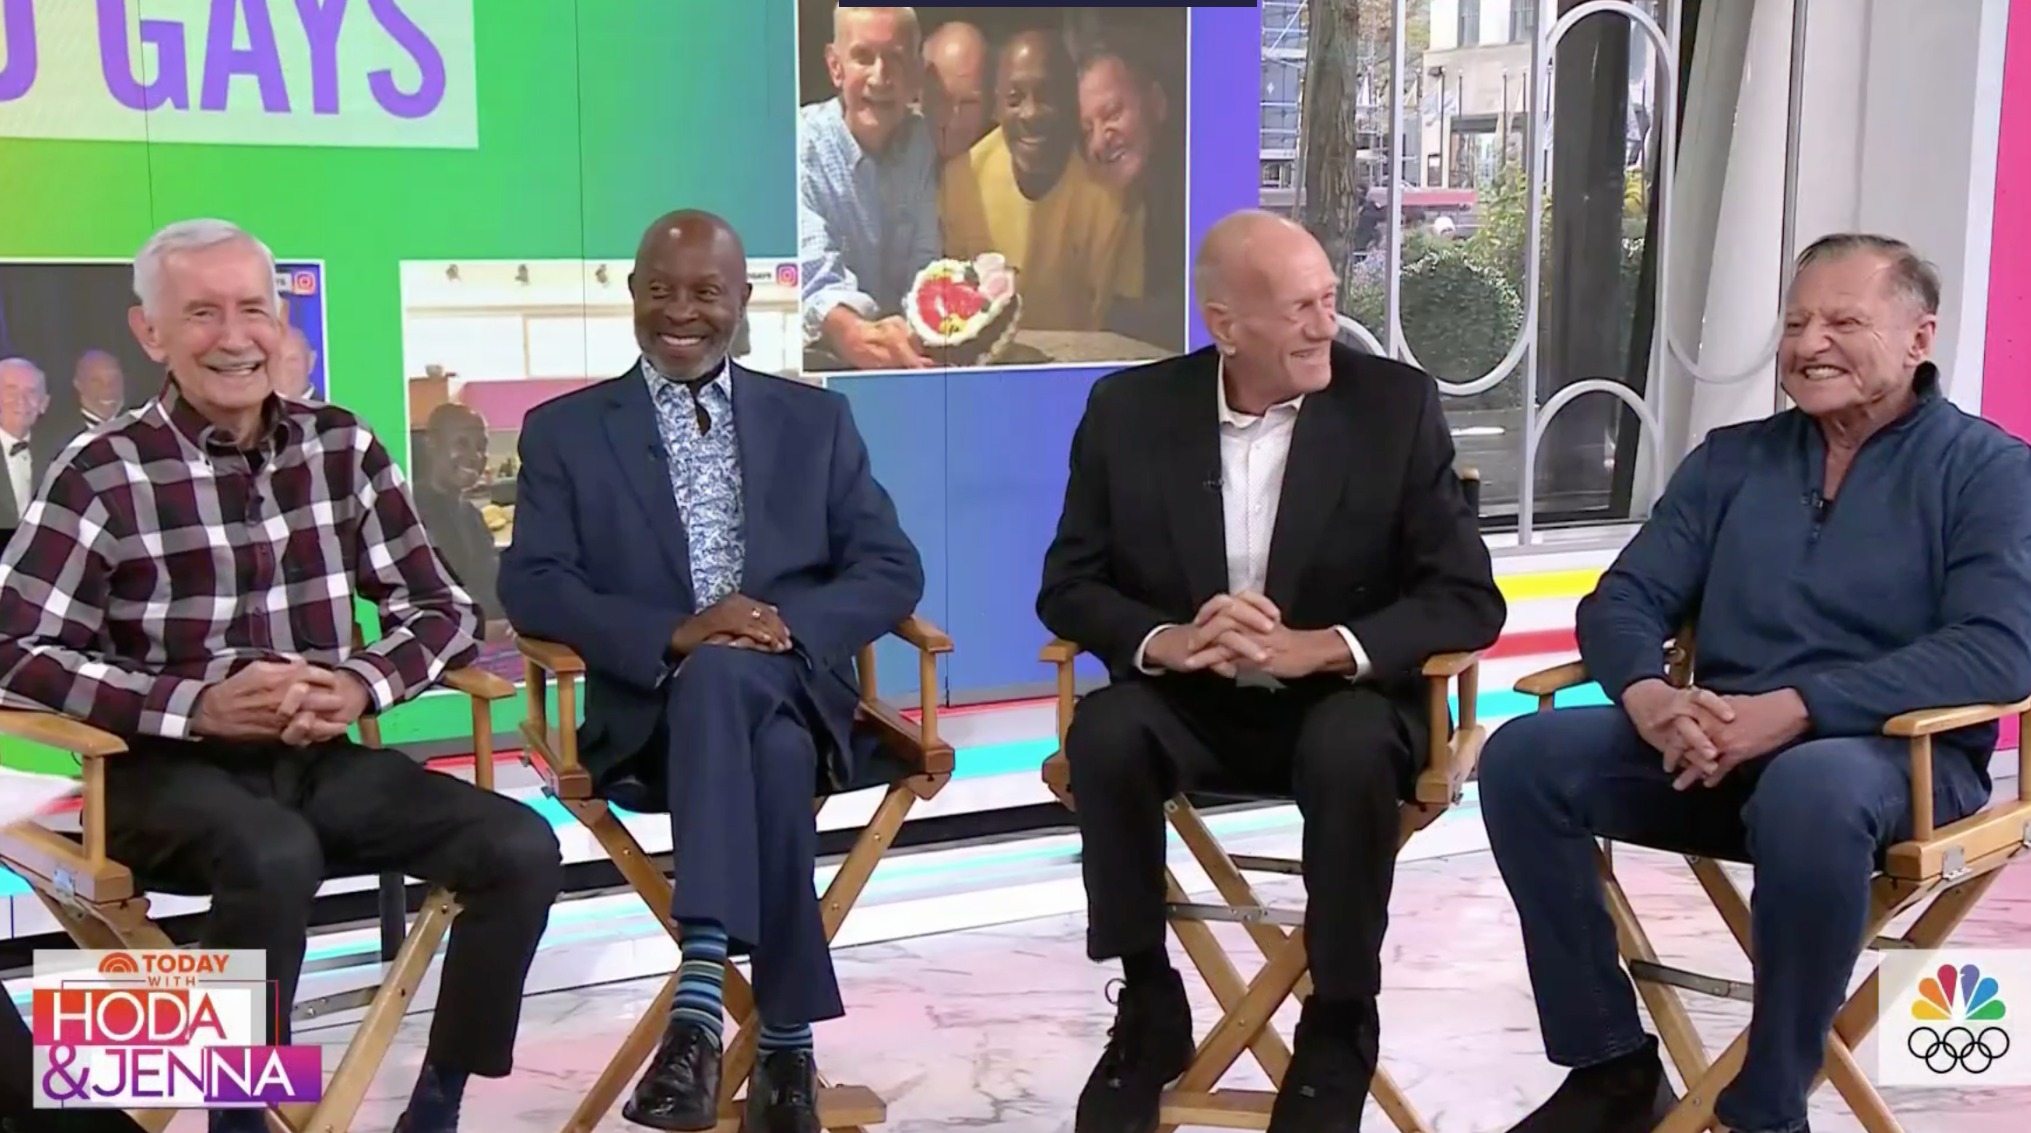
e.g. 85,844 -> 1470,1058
1879,696 -> 2031,843
1422,651 -> 1481,678
848,615 -> 957,792
1882,697 -> 2031,737
893,615 -> 953,654
514,638 -> 588,793
0,709 -> 126,757
442,667 -> 516,701
1038,639 -> 1084,751
1514,660 -> 1591,698
435,668 -> 514,792
0,709 -> 126,886
1038,639 -> 1083,808
517,636 -> 586,675
1040,639 -> 1081,665
1415,652 -> 1484,805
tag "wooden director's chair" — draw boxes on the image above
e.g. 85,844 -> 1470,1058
0,630 -> 516,1133
516,615 -> 955,1133
1514,633 -> 2031,1133
1038,643 -> 1485,1132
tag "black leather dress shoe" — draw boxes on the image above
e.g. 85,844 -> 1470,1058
622,1019 -> 722,1131
742,1048 -> 821,1133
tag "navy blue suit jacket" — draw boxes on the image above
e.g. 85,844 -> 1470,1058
498,362 -> 924,791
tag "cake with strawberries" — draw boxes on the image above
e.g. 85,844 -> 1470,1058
904,253 -> 1021,366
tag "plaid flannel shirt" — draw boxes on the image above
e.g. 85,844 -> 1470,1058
0,381 -> 479,739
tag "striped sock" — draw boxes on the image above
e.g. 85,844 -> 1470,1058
758,1021 -> 814,1053
669,920 -> 728,1047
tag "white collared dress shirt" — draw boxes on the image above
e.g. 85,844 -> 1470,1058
1133,367 -> 1372,683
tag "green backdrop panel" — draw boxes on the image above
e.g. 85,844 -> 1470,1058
0,0 -> 796,758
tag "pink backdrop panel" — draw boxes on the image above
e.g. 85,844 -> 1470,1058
457,379 -> 595,432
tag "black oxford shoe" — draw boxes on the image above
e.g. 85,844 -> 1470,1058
622,1019 -> 722,1131
742,1048 -> 821,1133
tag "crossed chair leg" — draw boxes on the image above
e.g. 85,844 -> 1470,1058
554,784 -> 928,1133
28,883 -> 459,1133
1605,847 -> 2004,1133
1149,801 -> 1442,1133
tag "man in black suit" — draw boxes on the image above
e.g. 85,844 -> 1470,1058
1038,210 -> 1505,1133
32,350 -> 130,455
0,359 -> 60,536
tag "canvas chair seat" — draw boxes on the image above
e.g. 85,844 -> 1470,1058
515,616 -> 955,1133
1512,633 -> 2031,1133
0,649 -> 515,1133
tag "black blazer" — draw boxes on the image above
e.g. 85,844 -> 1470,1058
1037,343 -> 1506,709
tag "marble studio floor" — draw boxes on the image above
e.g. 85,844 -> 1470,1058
176,807 -> 2031,1132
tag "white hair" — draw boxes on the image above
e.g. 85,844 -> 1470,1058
133,218 -> 277,316
0,357 -> 46,391
834,4 -> 920,46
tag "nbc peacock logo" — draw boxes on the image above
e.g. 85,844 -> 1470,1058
1907,963 -> 2011,1074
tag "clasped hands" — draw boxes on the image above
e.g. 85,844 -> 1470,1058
1143,591 -> 1347,680
1622,678 -> 1810,790
670,593 -> 793,655
191,660 -> 372,746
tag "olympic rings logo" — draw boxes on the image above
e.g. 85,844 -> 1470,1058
1907,1025 -> 2011,1074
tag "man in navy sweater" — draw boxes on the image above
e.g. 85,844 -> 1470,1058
1478,234 -> 2031,1133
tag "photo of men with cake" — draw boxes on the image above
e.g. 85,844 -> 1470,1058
0,259 -> 327,549
796,3 -> 1188,372
396,256 -> 803,681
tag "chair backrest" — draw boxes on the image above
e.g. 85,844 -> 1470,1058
1458,466 -> 1481,516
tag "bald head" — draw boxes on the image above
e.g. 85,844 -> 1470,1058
424,402 -> 490,493
636,210 -> 744,269
1194,210 -> 1323,304
923,20 -> 989,160
1196,210 -> 1340,406
1000,29 -> 1070,90
925,19 -> 983,67
631,210 -> 751,381
73,349 -> 127,417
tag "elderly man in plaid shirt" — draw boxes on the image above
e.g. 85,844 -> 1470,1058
0,219 -> 563,1133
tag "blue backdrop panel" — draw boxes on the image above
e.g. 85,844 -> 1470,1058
830,4 -> 1263,707
942,365 -> 1106,695
835,371 -> 950,703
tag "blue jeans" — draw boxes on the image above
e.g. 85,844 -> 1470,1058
1478,706 -> 1989,1133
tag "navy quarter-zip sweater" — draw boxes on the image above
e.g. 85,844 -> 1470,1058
1578,366 -> 2031,780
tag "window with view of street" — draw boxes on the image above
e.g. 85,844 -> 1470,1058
1263,0 -> 1666,536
